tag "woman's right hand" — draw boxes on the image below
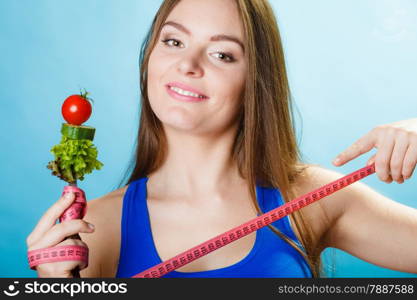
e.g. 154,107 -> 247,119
26,191 -> 95,278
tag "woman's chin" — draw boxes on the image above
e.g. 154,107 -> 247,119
159,110 -> 203,132
161,118 -> 201,133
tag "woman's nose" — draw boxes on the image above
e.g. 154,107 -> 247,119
176,50 -> 204,77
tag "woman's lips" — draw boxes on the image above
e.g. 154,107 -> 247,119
167,81 -> 208,97
165,85 -> 209,102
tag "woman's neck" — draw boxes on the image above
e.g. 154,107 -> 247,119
148,125 -> 246,203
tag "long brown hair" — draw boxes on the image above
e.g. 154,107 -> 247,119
118,0 -> 330,277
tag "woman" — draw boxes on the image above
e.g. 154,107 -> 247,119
26,0 -> 417,278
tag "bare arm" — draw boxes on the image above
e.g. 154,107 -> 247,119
305,164 -> 417,273
79,187 -> 126,277
327,179 -> 417,273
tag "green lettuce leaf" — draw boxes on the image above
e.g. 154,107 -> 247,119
47,136 -> 104,184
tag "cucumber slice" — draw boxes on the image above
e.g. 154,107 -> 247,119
61,123 -> 95,141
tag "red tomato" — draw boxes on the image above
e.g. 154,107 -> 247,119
61,91 -> 92,126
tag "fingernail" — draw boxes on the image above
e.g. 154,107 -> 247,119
333,158 -> 340,165
65,192 -> 74,199
88,223 -> 95,230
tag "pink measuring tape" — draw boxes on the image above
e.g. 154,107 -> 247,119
27,163 -> 375,278
133,163 -> 376,278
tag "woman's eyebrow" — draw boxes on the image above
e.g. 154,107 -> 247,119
162,20 -> 245,52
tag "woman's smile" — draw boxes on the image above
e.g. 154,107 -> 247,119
166,84 -> 209,102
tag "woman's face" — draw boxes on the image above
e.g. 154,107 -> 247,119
147,0 -> 247,136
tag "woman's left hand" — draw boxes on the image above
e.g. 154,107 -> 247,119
332,118 -> 417,184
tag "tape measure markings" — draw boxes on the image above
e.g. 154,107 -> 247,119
27,186 -> 89,270
28,245 -> 88,269
133,164 -> 375,278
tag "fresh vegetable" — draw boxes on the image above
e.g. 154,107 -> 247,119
61,89 -> 93,126
61,123 -> 95,141
47,89 -> 103,184
47,135 -> 103,184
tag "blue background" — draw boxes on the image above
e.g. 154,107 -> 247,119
0,0 -> 416,277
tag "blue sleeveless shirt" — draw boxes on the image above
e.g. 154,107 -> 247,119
115,177 -> 313,278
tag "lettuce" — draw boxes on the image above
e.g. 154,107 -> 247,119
47,135 -> 103,184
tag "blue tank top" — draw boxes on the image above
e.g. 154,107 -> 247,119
115,177 -> 313,278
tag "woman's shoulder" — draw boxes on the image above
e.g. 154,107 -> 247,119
91,185 -> 129,206
86,185 -> 129,219
293,162 -> 346,189
79,184 -> 129,277
86,184 -> 130,235
290,162 -> 348,251
292,162 -> 350,195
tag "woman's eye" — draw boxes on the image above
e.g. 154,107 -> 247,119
212,52 -> 235,63
161,38 -> 236,63
161,38 -> 183,48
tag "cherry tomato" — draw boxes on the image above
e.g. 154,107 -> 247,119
62,90 -> 92,126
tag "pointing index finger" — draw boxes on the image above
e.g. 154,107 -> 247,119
27,192 -> 75,246
333,134 -> 375,166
